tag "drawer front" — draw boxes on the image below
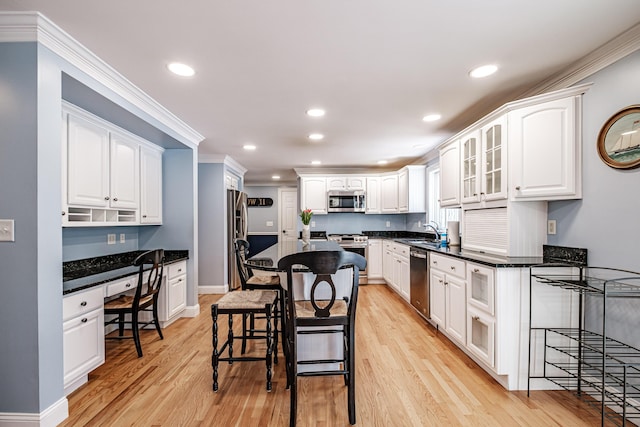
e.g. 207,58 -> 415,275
105,276 -> 136,297
466,307 -> 495,369
467,263 -> 495,315
63,287 -> 104,321
430,254 -> 466,279
167,260 -> 187,280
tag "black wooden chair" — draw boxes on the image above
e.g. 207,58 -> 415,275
234,239 -> 284,358
104,249 -> 164,357
277,250 -> 367,427
211,289 -> 278,391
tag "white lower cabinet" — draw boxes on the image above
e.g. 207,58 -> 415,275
367,239 -> 383,281
160,261 -> 187,323
63,287 -> 105,395
382,242 -> 410,301
382,241 -> 393,284
466,306 -> 495,368
429,253 -> 466,345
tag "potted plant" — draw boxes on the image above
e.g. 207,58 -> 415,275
300,208 -> 312,243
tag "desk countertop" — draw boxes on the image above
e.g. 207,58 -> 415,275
63,250 -> 189,295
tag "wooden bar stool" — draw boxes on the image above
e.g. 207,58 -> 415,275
211,289 -> 278,392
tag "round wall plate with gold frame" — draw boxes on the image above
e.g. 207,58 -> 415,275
597,105 -> 640,169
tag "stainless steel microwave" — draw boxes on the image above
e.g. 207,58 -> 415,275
327,191 -> 366,212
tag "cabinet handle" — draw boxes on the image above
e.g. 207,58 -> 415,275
438,279 -> 443,283
178,269 -> 182,273
515,186 -> 521,190
450,266 -> 455,270
142,215 -> 147,218
126,283 -> 131,288
472,316 -> 480,321
113,197 -> 119,202
80,301 -> 87,306
104,196 -> 110,200
178,278 -> 183,282
473,268 -> 480,273
81,318 -> 88,323
444,281 -> 448,286
433,261 -> 438,265
62,211 -> 66,216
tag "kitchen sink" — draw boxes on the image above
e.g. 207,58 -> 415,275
404,239 -> 440,247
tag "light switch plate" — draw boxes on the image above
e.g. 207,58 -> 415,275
0,219 -> 15,242
547,220 -> 557,235
266,221 -> 274,227
107,234 -> 116,245
120,233 -> 126,243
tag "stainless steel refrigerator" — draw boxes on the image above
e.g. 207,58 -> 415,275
227,189 -> 248,290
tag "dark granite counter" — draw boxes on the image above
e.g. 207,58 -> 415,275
364,231 -> 587,268
63,250 -> 189,295
246,240 -> 343,272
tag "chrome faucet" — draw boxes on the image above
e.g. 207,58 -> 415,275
424,223 -> 441,241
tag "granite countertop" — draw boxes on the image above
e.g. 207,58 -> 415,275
63,250 -> 189,295
363,231 -> 587,268
246,240 -> 343,272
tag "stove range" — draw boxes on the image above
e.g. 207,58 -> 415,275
327,234 -> 368,284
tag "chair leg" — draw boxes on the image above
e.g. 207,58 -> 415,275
289,332 -> 297,427
118,313 -> 125,336
132,310 -> 143,358
211,305 -> 219,391
272,295 -> 279,365
347,324 -> 356,425
265,304 -> 273,391
241,313 -> 248,354
152,303 -> 164,340
227,313 -> 234,364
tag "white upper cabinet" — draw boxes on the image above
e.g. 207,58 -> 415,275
479,115 -> 508,203
66,114 -> 110,208
366,176 -> 381,214
327,176 -> 365,191
509,95 -> 581,200
380,173 -> 399,213
109,132 -> 140,209
461,130 -> 481,204
140,145 -> 163,224
398,165 -> 426,213
439,139 -> 461,207
300,176 -> 327,214
63,102 -> 165,226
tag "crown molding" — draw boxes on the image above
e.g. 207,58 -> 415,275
198,154 -> 247,174
520,22 -> 640,98
0,11 -> 204,147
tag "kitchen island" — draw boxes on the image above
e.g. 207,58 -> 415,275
246,240 -> 353,373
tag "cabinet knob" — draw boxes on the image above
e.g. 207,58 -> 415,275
438,279 -> 443,283
62,211 -> 66,216
473,268 -> 480,273
80,301 -> 87,306
450,266 -> 455,270
515,186 -> 521,190
142,215 -> 147,218
472,316 -> 480,321
444,281 -> 448,286
104,196 -> 110,200
126,283 -> 131,288
433,261 -> 438,265
113,197 -> 119,202
81,318 -> 88,323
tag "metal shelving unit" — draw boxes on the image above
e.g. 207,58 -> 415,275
528,265 -> 640,426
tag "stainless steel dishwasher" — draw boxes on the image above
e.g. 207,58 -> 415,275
410,248 -> 429,319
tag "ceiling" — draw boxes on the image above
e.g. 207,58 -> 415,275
4,1 -> 640,184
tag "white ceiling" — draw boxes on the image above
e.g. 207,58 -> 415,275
4,1 -> 640,183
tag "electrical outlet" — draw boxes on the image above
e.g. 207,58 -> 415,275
0,219 -> 15,242
107,234 -> 116,245
311,221 -> 316,227
547,220 -> 557,235
266,221 -> 274,227
386,221 -> 391,228
120,233 -> 126,243
418,221 -> 422,228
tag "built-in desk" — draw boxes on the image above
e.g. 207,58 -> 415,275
62,250 -> 188,395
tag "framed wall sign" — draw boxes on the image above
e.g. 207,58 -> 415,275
247,197 -> 274,207
597,105 -> 640,169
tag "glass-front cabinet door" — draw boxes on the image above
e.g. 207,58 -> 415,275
461,130 -> 481,204
481,116 -> 507,201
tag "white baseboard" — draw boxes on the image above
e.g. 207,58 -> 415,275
182,304 -> 200,317
0,397 -> 68,427
198,284 -> 228,294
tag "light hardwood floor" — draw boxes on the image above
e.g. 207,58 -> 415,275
61,284 -> 601,426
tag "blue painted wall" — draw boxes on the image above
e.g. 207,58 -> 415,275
198,163 -> 227,287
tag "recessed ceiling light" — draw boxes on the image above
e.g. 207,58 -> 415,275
272,175 -> 281,180
311,160 -> 322,165
243,144 -> 256,151
308,133 -> 324,141
469,64 -> 498,79
167,62 -> 195,77
422,114 -> 442,122
306,108 -> 326,117
377,160 -> 388,165
413,143 -> 427,149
